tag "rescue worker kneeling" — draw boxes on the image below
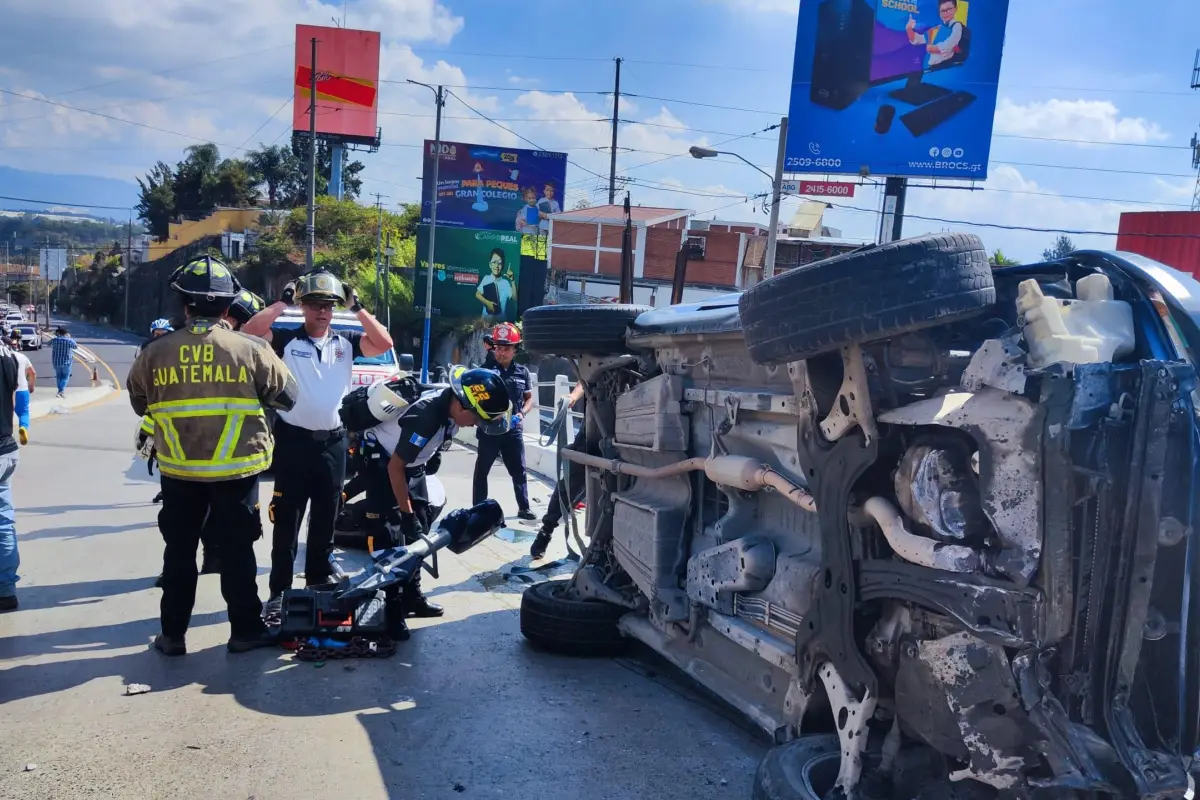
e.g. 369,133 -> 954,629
344,367 -> 510,639
127,257 -> 297,656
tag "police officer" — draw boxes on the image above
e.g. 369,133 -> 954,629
371,366 -> 511,638
471,323 -> 536,520
127,256 -> 298,656
240,271 -> 394,617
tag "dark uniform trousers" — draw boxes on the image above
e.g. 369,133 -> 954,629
541,426 -> 599,532
159,474 -> 265,639
269,420 -> 347,595
472,429 -> 529,511
363,463 -> 431,603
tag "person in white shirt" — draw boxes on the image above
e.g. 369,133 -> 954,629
537,181 -> 561,234
240,270 -> 394,615
11,345 -> 33,446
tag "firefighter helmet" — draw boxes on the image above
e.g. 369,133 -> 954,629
491,322 -> 521,346
449,365 -> 512,435
227,289 -> 265,328
168,255 -> 241,301
295,270 -> 348,305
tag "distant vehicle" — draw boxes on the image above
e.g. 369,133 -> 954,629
12,324 -> 40,351
5,311 -> 26,325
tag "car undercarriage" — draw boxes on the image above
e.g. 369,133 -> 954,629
517,234 -> 1200,799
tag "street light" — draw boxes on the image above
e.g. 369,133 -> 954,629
408,79 -> 445,383
689,116 -> 788,279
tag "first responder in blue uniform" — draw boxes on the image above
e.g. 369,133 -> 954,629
471,322 -> 536,520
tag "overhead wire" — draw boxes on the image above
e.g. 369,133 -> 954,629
233,97 -> 292,154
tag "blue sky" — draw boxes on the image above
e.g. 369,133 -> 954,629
0,0 -> 1196,261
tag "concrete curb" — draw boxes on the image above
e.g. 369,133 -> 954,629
29,383 -> 118,421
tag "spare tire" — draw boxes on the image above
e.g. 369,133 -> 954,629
752,735 -> 840,800
739,233 -> 994,365
520,579 -> 628,656
522,304 -> 651,357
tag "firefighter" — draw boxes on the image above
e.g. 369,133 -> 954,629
240,270 -> 393,618
127,256 -> 298,656
373,366 -> 511,638
471,322 -> 536,520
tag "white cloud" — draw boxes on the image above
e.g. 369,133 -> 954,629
994,98 -> 1168,144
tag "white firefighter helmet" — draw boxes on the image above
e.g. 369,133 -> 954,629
366,378 -> 410,424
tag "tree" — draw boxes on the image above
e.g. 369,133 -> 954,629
246,145 -> 297,207
283,139 -> 366,204
212,158 -> 258,208
395,203 -> 421,239
1042,235 -> 1075,262
136,161 -> 177,241
7,283 -> 29,306
989,249 -> 1019,266
572,198 -> 592,211
174,143 -> 222,214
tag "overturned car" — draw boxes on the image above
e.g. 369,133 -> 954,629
518,234 -> 1200,799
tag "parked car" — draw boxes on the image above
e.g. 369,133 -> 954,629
518,234 -> 1200,799
11,324 -> 40,350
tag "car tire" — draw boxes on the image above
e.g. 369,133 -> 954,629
519,578 -> 628,656
521,304 -> 651,357
752,735 -> 841,800
739,233 -> 995,365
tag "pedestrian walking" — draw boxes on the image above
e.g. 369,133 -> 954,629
471,323 -> 536,520
0,339 -> 21,612
126,256 -> 298,655
11,345 -> 34,447
49,326 -> 77,397
240,270 -> 394,619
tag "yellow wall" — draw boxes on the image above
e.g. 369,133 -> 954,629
153,208 -> 262,261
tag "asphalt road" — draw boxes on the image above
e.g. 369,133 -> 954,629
0,319 -> 767,799
18,316 -> 137,393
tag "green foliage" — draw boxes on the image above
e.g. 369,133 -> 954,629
6,283 -> 30,305
1042,235 -> 1075,262
989,248 -> 1020,266
0,214 -> 138,255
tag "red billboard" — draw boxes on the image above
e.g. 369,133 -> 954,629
1117,211 -> 1200,279
292,24 -> 381,145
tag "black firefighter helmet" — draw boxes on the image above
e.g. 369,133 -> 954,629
169,255 -> 242,307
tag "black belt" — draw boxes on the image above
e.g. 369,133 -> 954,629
277,419 -> 345,441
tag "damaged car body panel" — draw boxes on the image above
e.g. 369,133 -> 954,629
518,237 -> 1200,798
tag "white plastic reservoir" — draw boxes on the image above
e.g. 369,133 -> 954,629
1016,274 -> 1135,368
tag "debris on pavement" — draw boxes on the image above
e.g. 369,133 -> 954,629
23,764 -> 37,772
124,683 -> 152,696
452,782 -> 466,792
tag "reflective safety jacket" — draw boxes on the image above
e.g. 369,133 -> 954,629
127,318 -> 296,482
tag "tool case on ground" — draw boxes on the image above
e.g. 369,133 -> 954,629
278,587 -> 389,640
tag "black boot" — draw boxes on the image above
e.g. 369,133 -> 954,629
152,491 -> 163,504
530,529 -> 552,560
401,571 -> 443,618
154,573 -> 164,588
153,633 -> 186,656
386,596 -> 411,641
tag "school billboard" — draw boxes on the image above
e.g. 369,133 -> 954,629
420,141 -> 568,233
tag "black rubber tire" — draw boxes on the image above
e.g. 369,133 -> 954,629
519,579 -> 628,656
752,735 -> 841,800
521,304 -> 652,357
739,233 -> 995,365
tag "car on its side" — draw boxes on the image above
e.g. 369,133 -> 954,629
519,234 -> 1200,799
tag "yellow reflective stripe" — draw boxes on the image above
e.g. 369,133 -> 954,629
214,412 -> 248,461
159,418 -> 185,461
156,451 -> 271,478
147,398 -> 262,414
139,416 -> 155,434
157,460 -> 269,479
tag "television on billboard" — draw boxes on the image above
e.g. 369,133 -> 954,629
785,0 -> 1011,180
421,141 -> 568,233
293,24 -> 381,145
413,227 -> 523,322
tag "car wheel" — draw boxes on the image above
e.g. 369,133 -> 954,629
739,233 -> 995,365
521,304 -> 652,357
752,735 -> 840,800
519,578 -> 628,656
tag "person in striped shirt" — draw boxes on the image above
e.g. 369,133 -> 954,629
49,327 -> 77,398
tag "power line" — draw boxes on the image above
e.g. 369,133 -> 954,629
993,160 -> 1197,179
380,79 -> 608,95
993,133 -> 1190,150
234,97 -> 292,154
0,80 -> 271,127
0,193 -> 131,211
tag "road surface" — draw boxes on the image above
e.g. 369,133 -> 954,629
0,320 -> 766,799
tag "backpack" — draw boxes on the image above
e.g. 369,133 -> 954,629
339,376 -> 425,433
950,23 -> 970,64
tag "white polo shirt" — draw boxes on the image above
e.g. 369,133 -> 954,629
272,326 -> 364,431
13,351 -> 30,392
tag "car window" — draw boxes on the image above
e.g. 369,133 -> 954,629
270,320 -> 395,366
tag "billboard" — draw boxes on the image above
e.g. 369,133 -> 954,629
421,141 -> 568,233
293,24 -> 381,145
413,227 -> 523,322
786,0 -> 1011,180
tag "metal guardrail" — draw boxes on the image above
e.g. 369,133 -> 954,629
528,372 -> 581,443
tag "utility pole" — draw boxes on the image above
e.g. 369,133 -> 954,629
764,116 -> 788,279
1190,50 -> 1200,210
383,230 -> 393,330
408,79 -> 445,383
42,235 -> 50,329
608,57 -> 622,205
124,213 -> 133,330
372,192 -> 386,309
305,35 -> 319,271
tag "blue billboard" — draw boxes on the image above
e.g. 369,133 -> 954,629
421,140 -> 569,233
785,0 -> 1011,180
